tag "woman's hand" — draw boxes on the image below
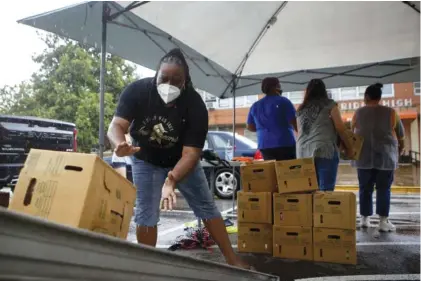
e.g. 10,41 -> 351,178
346,147 -> 355,159
114,141 -> 140,157
160,172 -> 177,211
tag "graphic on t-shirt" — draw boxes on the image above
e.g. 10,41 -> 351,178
137,114 -> 179,148
150,123 -> 167,144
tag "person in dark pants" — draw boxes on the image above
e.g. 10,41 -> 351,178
296,79 -> 354,191
246,77 -> 297,161
351,83 -> 405,232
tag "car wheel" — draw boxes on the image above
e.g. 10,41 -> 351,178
213,168 -> 240,199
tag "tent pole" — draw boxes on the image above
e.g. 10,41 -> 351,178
231,77 -> 237,214
99,2 -> 108,159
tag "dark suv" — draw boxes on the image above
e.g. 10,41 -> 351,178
0,114 -> 77,190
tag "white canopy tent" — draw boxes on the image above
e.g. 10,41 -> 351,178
18,1 -> 420,158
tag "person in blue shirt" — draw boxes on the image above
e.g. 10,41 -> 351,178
246,77 -> 297,161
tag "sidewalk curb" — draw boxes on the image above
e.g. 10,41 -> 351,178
336,185 -> 420,194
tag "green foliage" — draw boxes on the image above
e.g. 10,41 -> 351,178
0,33 -> 138,152
76,92 -> 116,152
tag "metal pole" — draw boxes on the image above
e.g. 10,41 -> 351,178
99,2 -> 108,159
231,77 -> 237,214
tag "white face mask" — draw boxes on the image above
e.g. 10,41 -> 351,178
157,83 -> 181,104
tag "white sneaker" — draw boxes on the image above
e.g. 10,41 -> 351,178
360,216 -> 372,228
379,217 -> 396,232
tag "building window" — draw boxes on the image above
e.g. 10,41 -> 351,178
234,96 -> 246,107
329,88 -> 341,101
246,95 -> 258,105
415,82 -> 420,96
287,91 -> 304,104
204,92 -> 216,102
340,87 -> 359,100
381,84 -> 394,97
218,98 -> 232,108
357,86 -> 368,99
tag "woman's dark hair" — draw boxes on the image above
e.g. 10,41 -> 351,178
155,48 -> 192,86
365,83 -> 383,101
261,77 -> 280,95
298,79 -> 328,111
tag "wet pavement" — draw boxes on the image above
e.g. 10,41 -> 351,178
337,163 -> 420,186
127,192 -> 420,281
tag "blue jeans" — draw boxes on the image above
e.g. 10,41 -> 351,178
357,169 -> 394,217
131,158 -> 221,227
314,151 -> 339,191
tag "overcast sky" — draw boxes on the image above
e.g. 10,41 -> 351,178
0,1 -> 155,88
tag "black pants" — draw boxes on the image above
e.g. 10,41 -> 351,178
260,146 -> 296,161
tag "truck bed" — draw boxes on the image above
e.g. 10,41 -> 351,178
0,208 -> 278,281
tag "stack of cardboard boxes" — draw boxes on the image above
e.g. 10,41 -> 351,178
237,160 -> 277,254
237,157 -> 357,265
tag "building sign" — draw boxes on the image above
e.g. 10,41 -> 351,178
339,98 -> 413,111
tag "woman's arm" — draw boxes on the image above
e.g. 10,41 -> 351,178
107,80 -> 141,154
351,113 -> 357,133
171,146 -> 202,182
290,118 -> 298,132
392,110 -> 405,155
246,105 -> 257,132
171,92 -> 209,183
285,99 -> 298,132
331,105 -> 353,153
108,117 -> 130,147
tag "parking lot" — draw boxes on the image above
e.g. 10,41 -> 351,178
127,192 -> 420,281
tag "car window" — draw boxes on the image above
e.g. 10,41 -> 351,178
211,134 -> 228,148
235,134 -> 258,149
203,139 -> 209,150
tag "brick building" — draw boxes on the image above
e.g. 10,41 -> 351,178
200,82 -> 420,156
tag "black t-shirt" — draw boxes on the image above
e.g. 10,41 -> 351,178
115,77 -> 208,168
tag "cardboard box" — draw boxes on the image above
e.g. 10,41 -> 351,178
237,191 -> 272,224
340,130 -> 364,160
275,158 -> 318,194
10,149 -> 136,239
240,161 -> 277,193
313,227 -> 357,265
273,193 -> 312,227
238,223 -> 272,254
273,226 -> 313,260
313,191 -> 356,230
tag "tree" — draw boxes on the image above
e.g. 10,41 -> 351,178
75,92 -> 116,152
0,33 -> 139,152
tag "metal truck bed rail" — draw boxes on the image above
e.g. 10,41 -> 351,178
0,208 -> 279,281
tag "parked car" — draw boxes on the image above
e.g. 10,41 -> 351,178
0,114 -> 77,190
204,131 -> 261,199
103,131 -> 261,199
204,131 -> 262,160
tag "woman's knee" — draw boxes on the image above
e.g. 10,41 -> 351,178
178,164 -> 221,220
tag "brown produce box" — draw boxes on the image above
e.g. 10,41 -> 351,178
273,226 -> 313,261
340,130 -> 364,160
275,158 -> 318,194
238,223 -> 273,254
313,191 -> 356,230
237,191 -> 272,224
313,227 -> 357,265
273,193 -> 313,227
9,149 -> 136,239
240,161 -> 277,193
